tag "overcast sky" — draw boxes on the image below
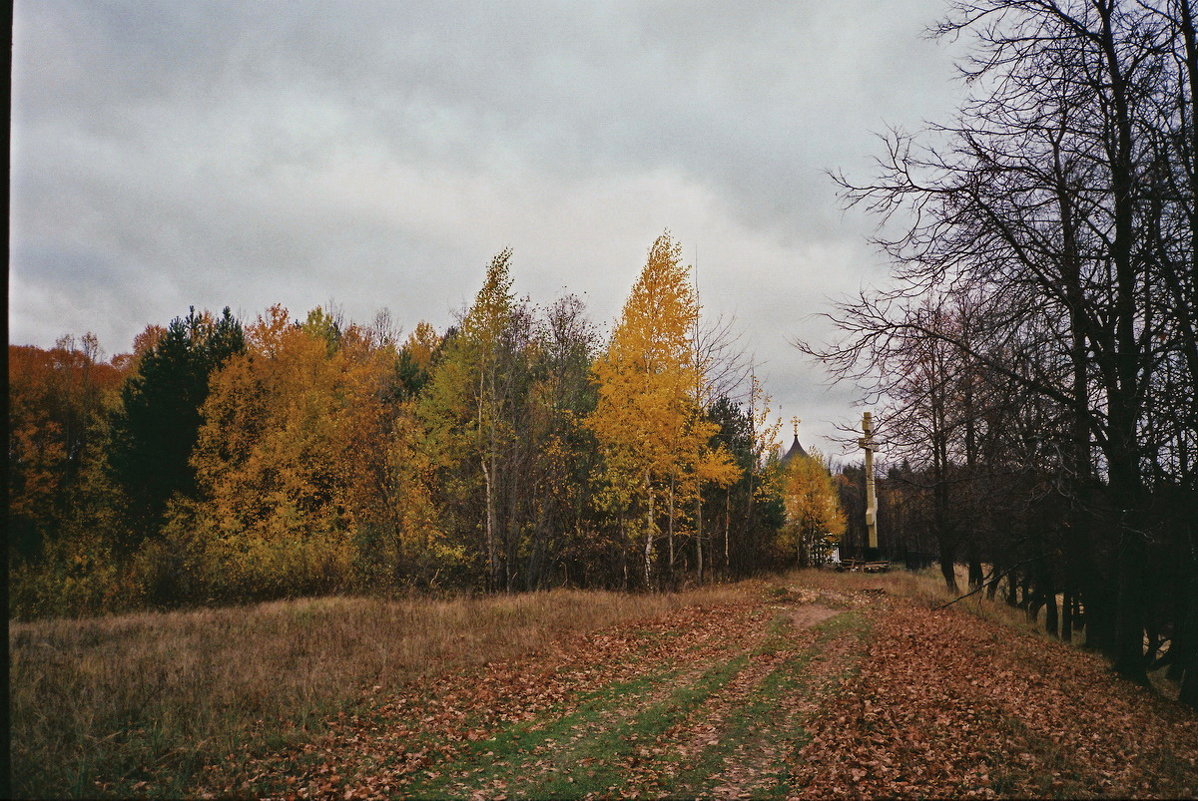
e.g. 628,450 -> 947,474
10,0 -> 966,456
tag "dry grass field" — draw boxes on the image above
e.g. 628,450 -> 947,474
11,569 -> 1198,799
9,583 -> 751,798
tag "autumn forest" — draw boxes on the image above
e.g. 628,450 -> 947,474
11,1 -> 1198,797
9,234 -> 848,619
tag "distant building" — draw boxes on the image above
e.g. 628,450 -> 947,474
779,417 -> 809,467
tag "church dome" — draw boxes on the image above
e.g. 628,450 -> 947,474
780,434 -> 808,466
780,417 -> 808,466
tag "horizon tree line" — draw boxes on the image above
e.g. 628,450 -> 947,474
8,233 -> 844,618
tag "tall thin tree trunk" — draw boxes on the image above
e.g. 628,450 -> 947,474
987,559 -> 1002,601
1114,521 -> 1148,683
938,540 -> 957,594
620,516 -> 629,591
724,489 -> 731,576
1169,580 -> 1190,683
644,471 -> 654,590
667,476 -> 675,580
1085,583 -> 1117,655
1045,580 -> 1059,639
482,453 -> 496,591
968,550 -> 983,592
1179,567 -> 1198,708
1098,2 -> 1149,687
1062,590 -> 1073,643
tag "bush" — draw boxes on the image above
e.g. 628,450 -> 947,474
9,534 -> 141,620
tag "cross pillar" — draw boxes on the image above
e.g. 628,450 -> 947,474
858,411 -> 878,552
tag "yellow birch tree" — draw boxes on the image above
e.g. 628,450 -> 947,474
588,233 -> 738,588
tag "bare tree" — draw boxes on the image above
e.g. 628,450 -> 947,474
806,0 -> 1198,690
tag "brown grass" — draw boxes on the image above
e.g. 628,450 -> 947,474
9,582 -> 756,799
787,564 -> 1081,648
12,565 -> 1113,799
787,564 -> 949,603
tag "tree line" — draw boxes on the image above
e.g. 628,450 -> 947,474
9,234 -> 845,618
804,0 -> 1198,704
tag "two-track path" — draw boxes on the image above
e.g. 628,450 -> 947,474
190,580 -> 1198,800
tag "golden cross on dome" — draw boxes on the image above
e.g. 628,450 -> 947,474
791,416 -> 801,438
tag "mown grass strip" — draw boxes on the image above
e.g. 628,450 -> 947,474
13,585 -> 758,800
516,653 -> 753,799
400,649 -> 755,800
655,610 -> 873,800
243,608 -> 767,798
397,666 -> 680,799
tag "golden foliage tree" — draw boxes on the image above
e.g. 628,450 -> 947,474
185,305 -> 391,598
779,449 -> 846,567
588,233 -> 738,588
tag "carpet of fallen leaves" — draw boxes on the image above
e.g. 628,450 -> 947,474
191,598 -> 773,798
183,580 -> 1198,800
791,602 -> 1198,799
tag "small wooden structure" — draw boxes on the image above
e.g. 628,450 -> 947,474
836,557 -> 891,573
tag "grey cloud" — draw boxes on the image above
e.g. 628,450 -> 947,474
11,0 -> 964,453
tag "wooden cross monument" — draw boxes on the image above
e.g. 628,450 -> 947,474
858,411 -> 878,552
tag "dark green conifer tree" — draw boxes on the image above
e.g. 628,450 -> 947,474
109,307 -> 244,549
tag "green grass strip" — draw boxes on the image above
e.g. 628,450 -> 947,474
398,665 -> 681,799
514,652 -> 752,799
401,649 -> 753,800
654,610 -> 873,800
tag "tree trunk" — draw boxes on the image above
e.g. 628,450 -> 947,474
482,453 -> 496,591
479,367 -> 498,592
1045,580 -> 1059,639
968,553 -> 983,592
1168,574 -> 1191,683
938,554 -> 956,593
644,472 -> 654,590
1027,589 -> 1044,625
1181,661 -> 1198,709
1179,569 -> 1198,708
724,489 -> 731,576
1062,590 -> 1073,643
667,476 -> 675,581
1084,581 -> 1117,656
1099,1 -> 1149,688
620,517 -> 629,591
1112,510 -> 1148,684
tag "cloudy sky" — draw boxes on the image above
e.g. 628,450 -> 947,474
11,0 -> 966,456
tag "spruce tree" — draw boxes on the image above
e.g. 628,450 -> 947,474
109,307 -> 244,549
